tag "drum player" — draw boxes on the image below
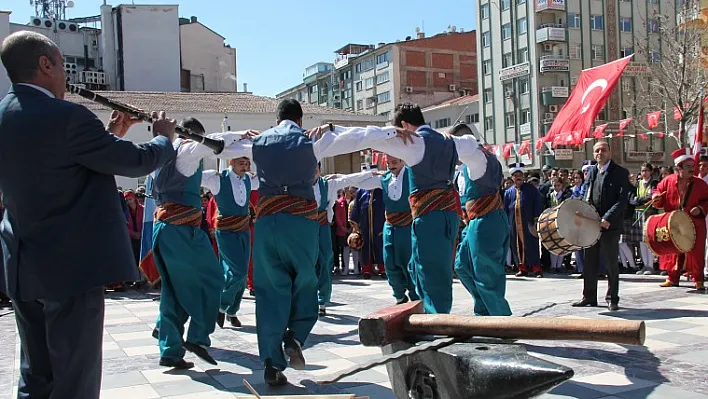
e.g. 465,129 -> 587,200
652,148 -> 708,291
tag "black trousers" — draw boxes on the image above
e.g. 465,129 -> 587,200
583,229 -> 621,304
14,286 -> 105,399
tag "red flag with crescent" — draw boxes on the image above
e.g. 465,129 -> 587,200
544,55 -> 633,144
647,110 -> 661,129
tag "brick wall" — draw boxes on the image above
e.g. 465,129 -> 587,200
396,31 -> 478,105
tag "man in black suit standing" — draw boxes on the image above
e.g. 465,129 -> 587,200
0,31 -> 177,399
573,141 -> 629,311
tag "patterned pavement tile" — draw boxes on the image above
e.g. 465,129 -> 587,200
3,273 -> 708,398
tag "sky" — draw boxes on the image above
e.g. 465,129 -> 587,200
5,0 -> 476,97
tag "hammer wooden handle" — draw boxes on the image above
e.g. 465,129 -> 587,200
405,315 -> 645,346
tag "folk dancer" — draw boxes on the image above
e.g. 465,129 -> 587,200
653,148 -> 708,290
349,187 -> 386,278
201,157 -> 259,328
357,155 -> 420,304
504,163 -> 544,278
216,99 -> 412,385
313,163 -> 376,316
631,163 -> 658,275
448,124 -> 512,316
151,118 -> 254,369
313,103 -> 476,314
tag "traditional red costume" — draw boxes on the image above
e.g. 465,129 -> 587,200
653,148 -> 708,289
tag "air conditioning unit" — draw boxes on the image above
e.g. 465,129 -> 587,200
64,63 -> 78,83
448,84 -> 456,91
549,105 -> 559,112
30,17 -> 43,27
41,18 -> 53,29
56,21 -> 78,32
543,43 -> 553,52
544,113 -> 555,119
80,71 -> 107,85
405,86 -> 413,93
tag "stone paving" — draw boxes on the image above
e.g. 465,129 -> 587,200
2,271 -> 708,398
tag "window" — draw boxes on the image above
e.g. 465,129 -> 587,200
355,81 -> 362,91
505,112 -> 515,128
503,82 -> 513,96
502,52 -> 513,68
379,111 -> 391,119
376,52 -> 389,65
355,63 -> 362,73
517,48 -> 528,63
481,3 -> 490,19
310,85 -> 318,93
592,45 -> 604,60
650,50 -> 661,63
356,100 -> 363,109
517,18 -> 527,35
364,77 -> 374,89
482,31 -> 491,47
483,60 -> 492,75
484,117 -> 494,131
620,17 -> 632,32
621,47 -> 633,58
501,0 -> 510,10
484,88 -> 493,103
376,71 -> 390,84
568,13 -> 580,29
519,78 -> 529,94
647,0 -> 658,4
434,118 -> 451,129
517,0 -> 526,4
569,44 -> 582,59
648,19 -> 659,33
376,91 -> 391,103
520,109 -> 530,125
465,114 -> 480,124
502,23 -> 512,40
590,15 -> 604,30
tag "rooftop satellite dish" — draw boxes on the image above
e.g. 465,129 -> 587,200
67,0 -> 75,7
415,27 -> 420,33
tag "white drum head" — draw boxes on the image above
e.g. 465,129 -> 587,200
555,199 -> 602,248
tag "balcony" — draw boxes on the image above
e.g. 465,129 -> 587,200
539,55 -> 569,73
540,86 -> 569,105
536,0 -> 565,12
536,24 -> 567,43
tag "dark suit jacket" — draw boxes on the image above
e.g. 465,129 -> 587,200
581,160 -> 630,231
0,84 -> 175,301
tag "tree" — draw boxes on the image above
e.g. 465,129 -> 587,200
626,0 -> 708,146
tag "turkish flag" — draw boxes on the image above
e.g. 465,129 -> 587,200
518,140 -> 530,155
593,123 -> 608,138
647,110 -> 661,129
618,117 -> 633,134
544,55 -> 633,144
502,143 -> 514,159
674,106 -> 683,120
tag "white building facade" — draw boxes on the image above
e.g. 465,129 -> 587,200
421,94 -> 481,138
476,0 -> 678,170
179,16 -> 238,93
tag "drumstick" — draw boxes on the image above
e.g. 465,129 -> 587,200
631,195 -> 663,226
242,379 -> 263,399
574,211 -> 600,224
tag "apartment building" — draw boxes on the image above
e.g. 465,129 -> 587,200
277,28 -> 477,121
477,0 -> 681,170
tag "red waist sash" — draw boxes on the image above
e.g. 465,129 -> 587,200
409,188 -> 457,220
155,203 -> 202,227
256,195 -> 319,221
385,211 -> 413,227
317,210 -> 329,226
215,215 -> 250,232
465,192 -> 503,220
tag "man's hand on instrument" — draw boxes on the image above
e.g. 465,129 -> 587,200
600,219 -> 610,229
151,111 -> 177,142
306,124 -> 333,142
371,170 -> 386,176
108,110 -> 142,138
690,206 -> 703,217
394,128 -> 419,145
241,130 -> 260,140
